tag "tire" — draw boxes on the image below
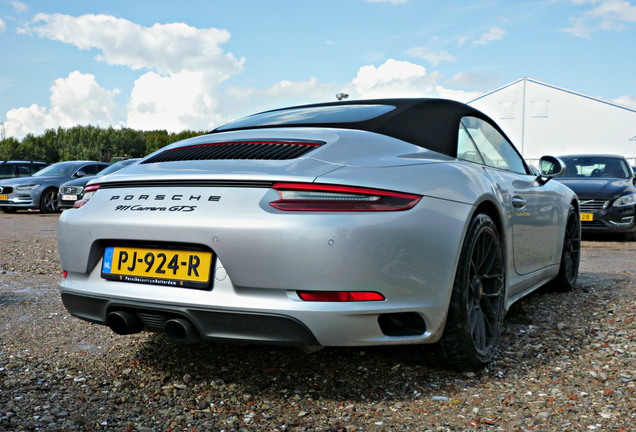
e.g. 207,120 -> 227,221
39,189 -> 60,214
0,206 -> 18,214
424,213 -> 505,370
549,205 -> 580,291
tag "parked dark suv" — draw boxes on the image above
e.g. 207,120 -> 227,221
0,160 -> 50,179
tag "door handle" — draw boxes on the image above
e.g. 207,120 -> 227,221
512,196 -> 527,208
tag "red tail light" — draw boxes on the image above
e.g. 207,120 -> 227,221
74,184 -> 101,208
270,183 -> 421,211
297,291 -> 385,302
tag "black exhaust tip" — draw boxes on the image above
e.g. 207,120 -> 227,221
107,311 -> 144,335
164,318 -> 200,344
378,312 -> 426,336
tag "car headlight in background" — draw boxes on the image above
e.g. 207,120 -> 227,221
612,193 -> 636,207
15,184 -> 40,191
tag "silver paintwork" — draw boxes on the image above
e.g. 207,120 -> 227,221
58,127 -> 576,346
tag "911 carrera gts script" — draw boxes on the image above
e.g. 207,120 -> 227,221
115,205 -> 196,212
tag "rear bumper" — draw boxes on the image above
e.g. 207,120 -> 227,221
61,292 -> 320,345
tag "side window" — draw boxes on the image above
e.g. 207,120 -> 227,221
0,164 -> 14,179
461,116 -> 527,175
79,165 -> 100,176
17,164 -> 39,176
457,123 -> 485,164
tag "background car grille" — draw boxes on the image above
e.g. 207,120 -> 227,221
582,220 -> 605,227
579,199 -> 607,212
63,186 -> 83,195
142,140 -> 324,164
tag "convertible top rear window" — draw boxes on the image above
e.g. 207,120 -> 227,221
216,105 -> 395,131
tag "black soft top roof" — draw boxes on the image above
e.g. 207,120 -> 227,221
210,98 -> 509,158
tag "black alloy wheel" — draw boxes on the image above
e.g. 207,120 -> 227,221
40,189 -> 60,213
423,213 -> 505,370
551,205 -> 580,291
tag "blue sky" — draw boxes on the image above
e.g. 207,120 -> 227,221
1,0 -> 635,139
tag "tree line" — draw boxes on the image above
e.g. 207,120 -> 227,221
0,125 -> 206,162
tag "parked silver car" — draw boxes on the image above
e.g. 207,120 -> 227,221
0,161 -> 110,213
57,99 -> 580,370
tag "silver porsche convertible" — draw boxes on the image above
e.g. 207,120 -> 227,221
57,99 -> 580,370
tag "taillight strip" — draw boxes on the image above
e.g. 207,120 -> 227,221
270,182 -> 422,212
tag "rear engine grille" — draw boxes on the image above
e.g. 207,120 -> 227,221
142,140 -> 324,164
579,199 -> 607,212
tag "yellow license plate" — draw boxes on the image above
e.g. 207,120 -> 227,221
101,246 -> 213,289
580,213 -> 593,221
0,195 -> 8,200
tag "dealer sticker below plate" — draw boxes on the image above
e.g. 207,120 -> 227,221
580,213 -> 593,221
101,246 -> 213,289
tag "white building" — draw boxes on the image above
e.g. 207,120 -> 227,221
468,78 -> 636,165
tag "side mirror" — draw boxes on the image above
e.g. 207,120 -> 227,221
74,171 -> 86,178
537,156 -> 565,184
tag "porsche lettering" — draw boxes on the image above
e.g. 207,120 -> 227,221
110,194 -> 220,201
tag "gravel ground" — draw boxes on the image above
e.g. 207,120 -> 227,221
1,212 -> 635,432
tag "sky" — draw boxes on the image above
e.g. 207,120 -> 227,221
0,0 -> 635,140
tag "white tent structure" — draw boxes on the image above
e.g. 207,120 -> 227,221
468,78 -> 636,165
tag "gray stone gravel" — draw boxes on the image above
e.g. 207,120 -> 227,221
1,213 -> 636,431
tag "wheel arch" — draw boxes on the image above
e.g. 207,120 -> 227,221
472,198 -> 506,246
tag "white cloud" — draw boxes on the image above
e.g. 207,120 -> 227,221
221,77 -> 339,118
341,59 -> 480,102
561,17 -> 594,38
0,18 -> 5,33
614,94 -> 636,108
4,71 -> 123,139
17,13 -> 246,132
445,72 -> 499,91
367,0 -> 408,4
19,14 -> 245,76
9,1 -> 28,12
405,47 -> 456,65
473,27 -> 506,45
127,71 -> 229,132
561,0 -> 636,38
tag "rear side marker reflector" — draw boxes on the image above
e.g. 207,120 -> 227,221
297,291 -> 385,302
270,183 -> 421,212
